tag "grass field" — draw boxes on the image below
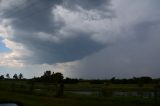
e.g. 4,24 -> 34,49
0,80 -> 159,106
0,90 -> 156,106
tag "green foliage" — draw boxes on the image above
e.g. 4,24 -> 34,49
0,72 -> 160,106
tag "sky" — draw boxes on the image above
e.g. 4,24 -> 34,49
0,0 -> 160,79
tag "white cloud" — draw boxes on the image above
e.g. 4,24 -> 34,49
48,0 -> 160,78
35,32 -> 60,43
52,0 -> 160,45
0,20 -> 32,67
52,5 -> 117,44
0,18 -> 31,67
0,39 -> 32,67
0,0 -> 27,16
0,19 -> 14,38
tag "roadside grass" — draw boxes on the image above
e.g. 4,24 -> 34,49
0,90 -> 156,106
0,80 -> 159,106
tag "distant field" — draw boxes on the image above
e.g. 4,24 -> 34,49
0,90 -> 156,106
0,80 -> 159,106
65,83 -> 155,91
0,80 -> 156,91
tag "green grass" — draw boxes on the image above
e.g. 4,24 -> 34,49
0,91 -> 156,106
0,80 -> 156,91
0,80 -> 159,106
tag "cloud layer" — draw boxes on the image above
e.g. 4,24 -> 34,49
0,0 -> 113,66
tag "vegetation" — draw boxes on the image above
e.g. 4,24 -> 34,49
0,90 -> 156,106
0,71 -> 160,106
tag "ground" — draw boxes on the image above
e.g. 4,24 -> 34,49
0,80 -> 159,106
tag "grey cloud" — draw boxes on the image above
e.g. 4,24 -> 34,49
67,20 -> 160,79
62,0 -> 114,18
1,0 -> 110,64
3,0 -> 62,32
132,21 -> 160,41
62,0 -> 111,10
16,33 -> 105,64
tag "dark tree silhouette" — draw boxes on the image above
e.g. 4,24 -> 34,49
41,70 -> 53,82
0,75 -> 4,80
39,71 -> 64,97
53,72 -> 63,83
13,74 -> 18,79
6,73 -> 10,79
19,73 -> 23,79
44,70 -> 52,77
64,77 -> 79,84
54,72 -> 64,97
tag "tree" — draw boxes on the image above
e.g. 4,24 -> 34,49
40,71 -> 63,83
13,74 -> 18,79
41,70 -> 52,82
64,78 -> 79,84
39,71 -> 64,97
44,70 -> 52,77
6,73 -> 10,79
111,77 -> 116,83
19,73 -> 23,79
53,72 -> 63,83
54,72 -> 64,97
0,75 -> 4,80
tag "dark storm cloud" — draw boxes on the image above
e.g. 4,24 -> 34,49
62,0 -> 111,10
3,0 -> 112,32
16,33 -> 105,64
1,0 -> 111,64
62,0 -> 114,18
3,0 -> 62,32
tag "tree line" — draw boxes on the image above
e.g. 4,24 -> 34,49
89,77 -> 160,84
0,73 -> 23,80
0,71 -> 160,98
0,72 -> 160,85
